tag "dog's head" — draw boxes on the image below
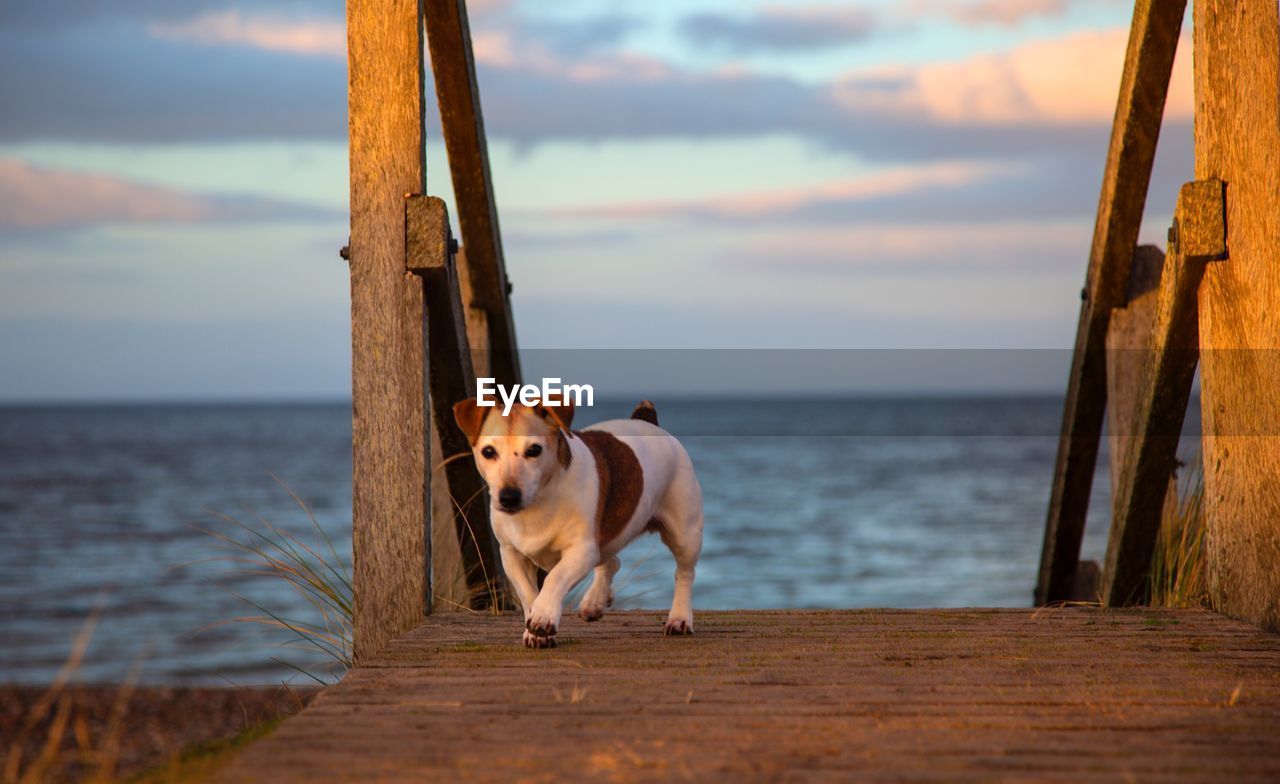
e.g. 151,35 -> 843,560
452,398 -> 575,514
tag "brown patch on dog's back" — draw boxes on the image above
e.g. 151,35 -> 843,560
577,430 -> 644,546
630,400 -> 659,427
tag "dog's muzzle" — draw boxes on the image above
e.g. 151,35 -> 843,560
497,486 -> 522,512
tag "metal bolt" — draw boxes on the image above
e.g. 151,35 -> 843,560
1167,219 -> 1180,255
339,245 -> 351,261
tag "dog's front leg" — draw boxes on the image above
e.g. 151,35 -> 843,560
499,545 -> 539,617
525,544 -> 598,647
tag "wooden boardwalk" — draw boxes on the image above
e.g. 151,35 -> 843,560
220,609 -> 1280,782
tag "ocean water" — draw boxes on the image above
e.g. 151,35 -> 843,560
0,398 -> 1201,684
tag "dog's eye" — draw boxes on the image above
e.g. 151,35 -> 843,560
524,444 -> 543,458
480,446 -> 498,460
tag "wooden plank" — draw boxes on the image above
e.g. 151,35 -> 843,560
1105,243 -> 1165,505
218,609 -> 1280,782
346,0 -> 431,662
1105,246 -> 1172,509
1193,0 -> 1280,631
406,195 -> 505,610
424,0 -> 522,389
1104,244 -> 1177,605
1102,180 -> 1225,605
1035,0 -> 1186,606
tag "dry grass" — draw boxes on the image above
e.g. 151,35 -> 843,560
433,450 -> 512,613
1149,463 -> 1210,609
2,609 -> 133,784
196,476 -> 353,683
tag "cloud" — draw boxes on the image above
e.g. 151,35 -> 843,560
0,0 -> 1192,175
832,27 -> 1193,126
542,161 -> 1016,221
0,1 -> 342,30
679,5 -> 879,52
0,158 -> 339,230
717,220 -> 1087,275
522,13 -> 646,57
906,0 -> 1070,27
148,10 -> 345,58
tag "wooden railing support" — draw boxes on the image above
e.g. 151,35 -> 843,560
1193,0 -> 1280,631
347,0 -> 431,661
424,0 -> 522,390
406,195 -> 506,609
1035,0 -> 1185,605
1102,180 -> 1225,605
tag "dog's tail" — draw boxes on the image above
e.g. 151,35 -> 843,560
630,400 -> 659,426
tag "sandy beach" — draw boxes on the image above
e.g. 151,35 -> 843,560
1,685 -> 318,780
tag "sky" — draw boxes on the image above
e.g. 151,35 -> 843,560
0,0 -> 1195,400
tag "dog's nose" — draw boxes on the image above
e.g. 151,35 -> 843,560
497,487 -> 522,511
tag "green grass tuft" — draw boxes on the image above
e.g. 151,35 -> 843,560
1149,462 -> 1210,609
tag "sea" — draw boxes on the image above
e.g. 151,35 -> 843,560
0,397 -> 1202,684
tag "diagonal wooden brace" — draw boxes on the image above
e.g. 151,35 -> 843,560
1036,0 -> 1186,606
406,194 -> 507,610
1101,179 -> 1226,606
424,0 -> 522,390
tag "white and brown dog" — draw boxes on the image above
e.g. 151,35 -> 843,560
453,398 -> 703,648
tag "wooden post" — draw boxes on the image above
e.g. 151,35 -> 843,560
346,0 -> 431,662
1106,244 -> 1165,507
424,0 -> 522,389
1104,244 -> 1178,605
406,196 -> 505,609
1035,0 -> 1185,605
1193,0 -> 1280,630
1101,180 -> 1225,606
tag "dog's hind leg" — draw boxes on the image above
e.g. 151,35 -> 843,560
577,556 -> 620,622
657,466 -> 703,636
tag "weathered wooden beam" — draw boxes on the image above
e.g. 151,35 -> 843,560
423,0 -> 522,389
406,195 -> 505,609
1105,244 -> 1180,584
1035,0 -> 1185,606
346,0 -> 431,661
1106,244 -> 1165,499
1193,0 -> 1280,631
1102,180 -> 1225,606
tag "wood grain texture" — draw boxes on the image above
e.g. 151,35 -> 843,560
406,196 -> 505,609
1102,181 -> 1225,606
1106,245 -> 1167,499
1037,0 -> 1186,605
218,609 -> 1280,782
424,0 -> 521,389
1193,0 -> 1280,631
346,0 -> 430,662
1105,244 -> 1176,604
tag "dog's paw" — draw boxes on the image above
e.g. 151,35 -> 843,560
663,618 -> 694,636
578,605 -> 605,622
525,616 -> 558,639
523,629 -> 558,649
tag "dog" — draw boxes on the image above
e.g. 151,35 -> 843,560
452,397 -> 703,648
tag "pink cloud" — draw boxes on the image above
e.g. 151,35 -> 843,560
148,11 -> 345,58
718,219 -> 1090,276
0,159 -> 337,231
832,27 -> 1193,126
0,158 -> 212,230
906,0 -> 1070,27
543,161 -> 1014,221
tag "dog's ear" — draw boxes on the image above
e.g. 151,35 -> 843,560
539,399 -> 575,431
452,398 -> 489,445
556,430 -> 573,469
